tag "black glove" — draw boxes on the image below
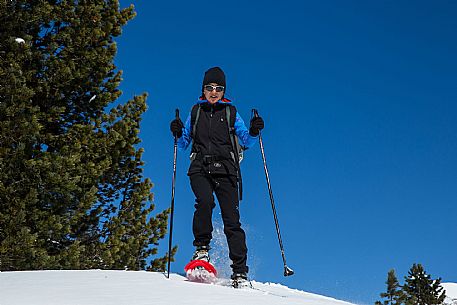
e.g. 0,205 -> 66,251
170,118 -> 184,138
249,116 -> 264,136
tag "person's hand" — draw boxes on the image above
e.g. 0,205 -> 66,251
170,118 -> 184,138
249,116 -> 264,136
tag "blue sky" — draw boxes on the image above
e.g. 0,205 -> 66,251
115,1 -> 457,304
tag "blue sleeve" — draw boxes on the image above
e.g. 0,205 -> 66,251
177,112 -> 192,151
234,112 -> 258,148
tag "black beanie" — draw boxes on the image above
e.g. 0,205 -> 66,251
202,67 -> 226,88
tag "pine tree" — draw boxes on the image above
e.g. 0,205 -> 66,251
376,269 -> 406,305
0,1 -> 176,271
403,264 -> 446,305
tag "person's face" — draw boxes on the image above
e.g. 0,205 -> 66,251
203,83 -> 225,104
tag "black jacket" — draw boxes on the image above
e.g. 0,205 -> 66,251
188,102 -> 237,177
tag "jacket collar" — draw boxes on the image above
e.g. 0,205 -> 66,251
198,97 -> 232,105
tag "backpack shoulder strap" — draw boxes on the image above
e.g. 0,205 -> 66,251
191,104 -> 201,139
225,104 -> 243,201
225,104 -> 243,161
225,105 -> 236,151
228,104 -> 236,129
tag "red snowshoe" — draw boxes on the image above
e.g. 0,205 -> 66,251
184,260 -> 217,283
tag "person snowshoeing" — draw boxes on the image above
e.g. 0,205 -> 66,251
170,66 -> 264,287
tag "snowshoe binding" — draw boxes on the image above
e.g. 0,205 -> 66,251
184,246 -> 217,283
191,246 -> 210,262
231,272 -> 252,289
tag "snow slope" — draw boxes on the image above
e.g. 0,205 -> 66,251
0,270 -> 357,305
443,283 -> 457,305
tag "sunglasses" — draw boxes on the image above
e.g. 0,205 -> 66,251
204,85 -> 225,92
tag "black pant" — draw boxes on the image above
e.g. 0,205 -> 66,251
190,172 -> 248,274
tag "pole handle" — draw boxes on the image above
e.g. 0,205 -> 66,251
173,108 -> 180,141
252,108 -> 259,118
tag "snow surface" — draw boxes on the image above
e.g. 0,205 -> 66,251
443,283 -> 457,304
0,270 -> 358,305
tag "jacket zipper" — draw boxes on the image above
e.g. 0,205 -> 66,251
208,105 -> 214,174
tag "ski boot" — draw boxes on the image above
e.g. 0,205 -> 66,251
231,272 -> 252,288
191,245 -> 210,262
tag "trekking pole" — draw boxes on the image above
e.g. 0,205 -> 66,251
252,109 -> 294,277
167,108 -> 180,279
